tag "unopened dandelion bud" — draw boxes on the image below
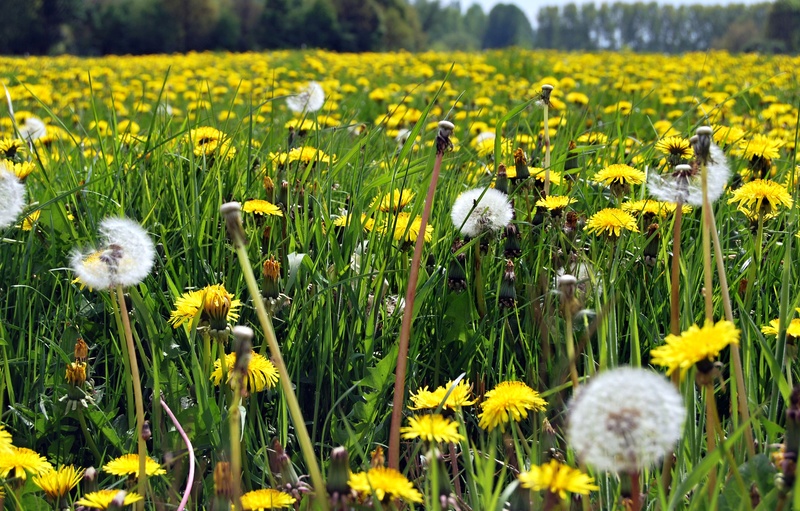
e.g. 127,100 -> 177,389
263,256 -> 282,300
644,223 -> 660,266
66,362 -> 87,386
694,126 -> 713,165
232,326 -> 253,375
263,175 -> 275,199
513,148 -> 530,180
278,180 -> 289,208
204,289 -> 232,333
495,163 -> 509,194
370,446 -> 385,468
498,260 -> 517,308
326,447 -> 351,495
447,239 -> 467,292
436,120 -> 455,155
108,490 -> 127,511
214,461 -> 234,499
220,202 -> 246,248
74,337 -> 89,362
83,466 -> 98,493
502,223 -> 521,258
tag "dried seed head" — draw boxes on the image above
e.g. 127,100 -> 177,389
75,338 -> 89,362
221,202 -> 246,248
214,461 -> 233,498
436,120 -> 455,154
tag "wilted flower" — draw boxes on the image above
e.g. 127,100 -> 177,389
450,187 -> 513,238
70,217 -> 155,290
286,81 -> 325,113
567,367 -> 685,473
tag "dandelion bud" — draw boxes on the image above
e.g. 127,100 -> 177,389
513,148 -> 530,180
66,362 -> 87,386
232,326 -> 253,376
370,446 -> 385,468
262,256 -> 282,300
221,202 -> 246,248
498,260 -> 517,308
694,126 -> 713,165
644,223 -> 660,266
83,466 -> 98,493
263,175 -> 275,199
214,461 -> 234,499
204,288 -> 233,333
447,239 -> 467,292
326,447 -> 351,496
436,120 -> 455,155
74,337 -> 89,362
141,420 -> 152,442
502,224 -> 521,259
495,164 -> 509,194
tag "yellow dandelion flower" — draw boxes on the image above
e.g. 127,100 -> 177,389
169,284 -> 241,330
593,164 -> 645,187
0,425 -> 12,453
242,199 -> 283,217
370,189 -> 415,212
409,380 -> 477,410
0,447 -> 53,480
21,210 -> 40,231
75,490 -> 143,509
349,467 -> 423,503
478,381 -> 547,432
33,465 -> 85,500
518,459 -> 598,500
378,212 -> 432,243
712,125 -> 745,147
332,213 -> 374,231
622,199 -> 691,217
0,138 -> 26,159
566,92 -> 589,106
400,414 -> 465,444
650,320 -> 740,379
530,167 -> 563,185
186,126 -> 236,159
761,318 -> 800,338
584,208 -> 639,237
270,146 -> 332,166
211,351 -> 279,393
576,132 -> 607,145
734,134 -> 782,160
103,453 -> 166,477
655,136 -> 693,159
5,161 -> 36,179
728,179 -> 793,217
536,195 -> 576,212
240,488 -> 296,509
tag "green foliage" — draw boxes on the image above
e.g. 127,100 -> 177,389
481,4 -> 534,50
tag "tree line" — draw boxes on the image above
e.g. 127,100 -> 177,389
0,0 -> 798,55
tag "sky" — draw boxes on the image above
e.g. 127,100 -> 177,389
469,0 -> 773,25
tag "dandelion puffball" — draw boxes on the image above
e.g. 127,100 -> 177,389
286,81 -> 325,113
648,143 -> 730,206
567,367 -> 685,473
70,217 -> 155,289
0,163 -> 26,229
450,187 -> 513,238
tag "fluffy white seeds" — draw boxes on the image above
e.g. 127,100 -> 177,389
0,163 -> 26,229
567,367 -> 685,473
648,142 -> 729,206
450,188 -> 513,238
18,116 -> 47,141
286,81 -> 325,113
71,217 -> 155,289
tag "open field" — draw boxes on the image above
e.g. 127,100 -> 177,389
1,49 -> 800,509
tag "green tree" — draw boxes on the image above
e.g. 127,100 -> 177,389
766,0 -> 800,52
482,4 -> 534,49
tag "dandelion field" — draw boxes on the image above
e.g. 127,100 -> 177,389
1,48 -> 800,510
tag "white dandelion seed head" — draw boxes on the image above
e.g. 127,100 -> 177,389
395,128 -> 412,146
450,188 -> 513,238
647,143 -> 729,207
567,367 -> 685,474
0,163 -> 26,229
18,116 -> 46,141
286,81 -> 325,113
71,217 -> 155,289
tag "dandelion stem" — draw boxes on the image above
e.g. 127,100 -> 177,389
744,211 -> 765,307
473,243 -> 487,319
669,203 -> 683,336
115,285 -> 148,509
543,103 -> 551,196
704,382 -> 718,498
701,166 -> 713,322
707,205 -> 755,457
229,372 -> 243,511
565,311 -> 580,393
160,397 -> 195,511
77,408 -> 102,464
222,204 -> 329,509
389,144 -> 446,470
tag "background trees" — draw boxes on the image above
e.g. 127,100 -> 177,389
0,0 -> 791,55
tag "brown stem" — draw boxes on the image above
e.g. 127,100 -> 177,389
669,204 -> 683,336
705,383 -> 718,498
629,471 -> 642,511
388,149 -> 445,469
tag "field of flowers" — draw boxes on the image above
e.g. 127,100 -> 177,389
0,48 -> 799,510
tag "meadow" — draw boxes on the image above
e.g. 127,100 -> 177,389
0,48 -> 799,510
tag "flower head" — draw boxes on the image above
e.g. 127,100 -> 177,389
211,351 -> 279,393
584,208 -> 639,238
240,488 -> 297,509
270,146 -> 332,167
451,188 -> 513,238
400,414 -> 465,444
70,217 -> 155,289
349,466 -> 423,503
593,164 -> 645,187
648,143 -> 730,206
0,446 -> 53,480
243,199 -> 283,217
650,320 -> 740,379
33,465 -> 85,500
103,453 -> 167,477
169,284 -> 241,330
762,318 -> 800,338
518,459 -> 598,500
370,189 -> 415,212
409,379 -> 477,410
655,136 -> 693,162
531,167 -> 563,185
0,163 -> 26,229
622,199 -> 690,218
286,81 -> 325,113
567,367 -> 685,473
478,380 -> 547,432
5,161 -> 36,180
186,126 -> 235,159
728,179 -> 793,218
66,361 -> 87,386
536,195 -> 576,213
75,490 -> 143,509
734,134 -> 782,161
378,212 -> 432,243
0,424 -> 12,453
